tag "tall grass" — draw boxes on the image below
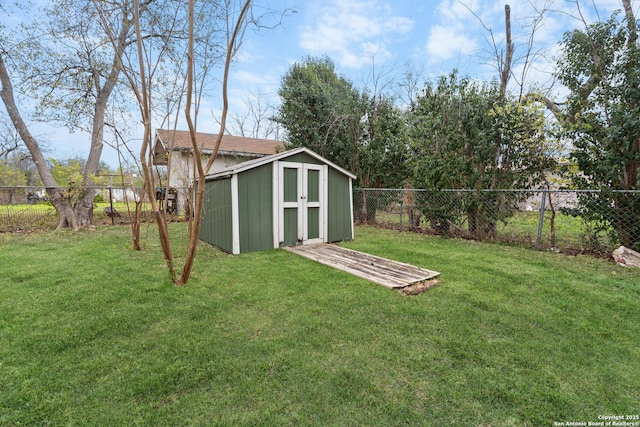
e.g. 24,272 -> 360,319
1,225 -> 638,426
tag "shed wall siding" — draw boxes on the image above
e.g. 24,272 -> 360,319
237,163 -> 274,253
327,168 -> 353,242
200,148 -> 355,254
200,178 -> 233,253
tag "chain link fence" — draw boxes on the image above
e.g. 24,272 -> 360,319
4,185 -> 639,256
354,188 -> 640,255
0,186 -> 189,232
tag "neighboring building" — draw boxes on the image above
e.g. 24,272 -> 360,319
520,158 -> 579,212
153,129 -> 286,214
199,147 -> 356,254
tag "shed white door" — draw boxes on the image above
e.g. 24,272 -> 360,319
277,162 -> 326,247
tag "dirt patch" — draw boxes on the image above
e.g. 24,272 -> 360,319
398,279 -> 440,296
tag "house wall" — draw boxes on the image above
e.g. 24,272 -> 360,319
199,177 -> 233,253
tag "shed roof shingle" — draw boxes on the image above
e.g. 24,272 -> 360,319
156,129 -> 285,156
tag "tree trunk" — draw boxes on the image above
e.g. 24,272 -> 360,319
75,16 -> 129,226
0,54 -> 78,230
176,0 -> 253,286
500,4 -> 513,98
50,191 -> 79,230
130,181 -> 145,251
131,0 -> 175,277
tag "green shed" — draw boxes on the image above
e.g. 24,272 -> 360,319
199,147 -> 356,254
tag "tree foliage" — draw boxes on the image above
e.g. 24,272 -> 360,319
408,71 -> 550,238
276,57 -> 411,224
0,158 -> 27,187
276,56 -> 409,189
276,56 -> 367,173
360,96 -> 409,189
555,5 -> 640,249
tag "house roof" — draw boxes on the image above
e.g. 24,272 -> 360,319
204,147 -> 357,181
155,129 -> 286,157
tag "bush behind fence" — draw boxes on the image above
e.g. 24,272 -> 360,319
354,188 -> 640,255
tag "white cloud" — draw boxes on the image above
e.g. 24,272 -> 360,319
426,25 -> 478,62
298,0 -> 414,69
424,0 -> 500,67
435,0 -> 479,23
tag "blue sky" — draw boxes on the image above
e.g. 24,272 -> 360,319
4,0 -> 637,168
227,0 -> 632,99
202,0 -> 633,155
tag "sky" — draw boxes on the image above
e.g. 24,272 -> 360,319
4,0 -> 638,169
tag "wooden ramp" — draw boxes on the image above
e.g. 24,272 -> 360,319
285,243 -> 440,289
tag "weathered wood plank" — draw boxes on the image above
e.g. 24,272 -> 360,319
325,248 -> 436,282
295,246 -> 424,283
285,243 -> 440,289
292,244 -> 438,281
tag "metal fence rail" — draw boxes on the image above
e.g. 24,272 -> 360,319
353,188 -> 640,255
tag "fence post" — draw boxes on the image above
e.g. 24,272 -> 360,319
536,189 -> 547,248
109,176 -> 115,226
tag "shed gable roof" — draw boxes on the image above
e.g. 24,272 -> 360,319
155,129 -> 286,157
204,147 -> 357,181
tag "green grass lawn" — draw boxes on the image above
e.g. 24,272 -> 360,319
1,225 -> 638,426
496,210 -> 618,250
375,207 -> 620,254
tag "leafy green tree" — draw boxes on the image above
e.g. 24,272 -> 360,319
275,56 -> 368,174
276,57 -> 410,223
49,158 -> 83,186
351,96 -> 410,223
0,159 -> 27,187
409,71 -> 549,239
361,96 -> 409,189
555,2 -> 640,250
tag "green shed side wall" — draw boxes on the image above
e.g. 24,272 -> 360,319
201,150 -> 354,254
200,178 -> 233,253
237,163 -> 274,253
327,168 -> 353,243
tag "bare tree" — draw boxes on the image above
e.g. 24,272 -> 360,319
457,1 -> 560,98
0,3 -> 79,229
222,90 -> 282,139
179,0 -> 253,285
18,0 -> 139,226
0,54 -> 79,229
1,0 -> 179,228
395,61 -> 424,110
0,111 -> 22,160
96,0 -> 290,284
